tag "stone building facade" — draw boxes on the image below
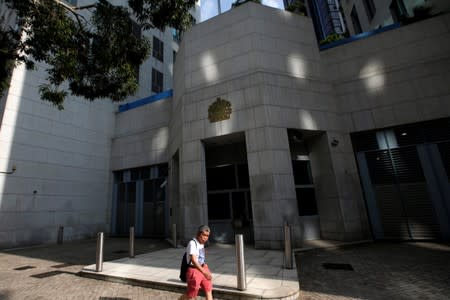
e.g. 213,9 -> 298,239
168,2 -> 450,248
1,2 -> 449,249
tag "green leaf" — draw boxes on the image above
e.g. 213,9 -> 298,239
1,0 -> 196,108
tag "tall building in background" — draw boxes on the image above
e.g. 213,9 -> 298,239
125,1 -> 201,102
300,0 -> 346,42
107,1 -> 201,103
341,0 -> 450,36
201,0 -> 286,22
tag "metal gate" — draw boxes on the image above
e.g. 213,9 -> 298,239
353,118 -> 450,241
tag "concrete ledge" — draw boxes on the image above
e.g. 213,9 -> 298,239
80,245 -> 300,300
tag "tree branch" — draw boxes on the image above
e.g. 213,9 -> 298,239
54,0 -> 88,28
75,4 -> 97,10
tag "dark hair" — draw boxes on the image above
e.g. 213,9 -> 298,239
197,225 -> 210,234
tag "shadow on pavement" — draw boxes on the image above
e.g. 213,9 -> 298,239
0,291 -> 11,299
295,241 -> 450,299
1,237 -> 170,266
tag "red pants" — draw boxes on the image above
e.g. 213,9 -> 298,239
186,265 -> 213,298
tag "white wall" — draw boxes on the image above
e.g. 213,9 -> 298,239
0,63 -> 116,248
134,28 -> 179,100
111,99 -> 172,171
323,13 -> 450,131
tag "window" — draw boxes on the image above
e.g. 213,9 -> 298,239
64,0 -> 77,5
206,163 -> 250,191
363,0 -> 376,20
237,164 -> 250,188
292,160 -> 313,185
151,68 -> 163,93
207,164 -> 236,190
172,29 -> 181,43
296,188 -> 317,216
206,163 -> 252,221
152,36 -> 164,62
207,193 -> 231,220
438,142 -> 450,180
115,164 -> 168,183
351,5 -> 363,34
292,159 -> 318,216
330,11 -> 340,19
390,0 -> 408,23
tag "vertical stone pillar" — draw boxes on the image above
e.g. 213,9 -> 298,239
308,132 -> 370,241
246,127 -> 298,249
327,131 -> 371,240
179,139 -> 208,240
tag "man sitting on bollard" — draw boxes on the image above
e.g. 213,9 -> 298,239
179,225 -> 213,300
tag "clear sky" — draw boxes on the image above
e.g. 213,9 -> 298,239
200,0 -> 285,22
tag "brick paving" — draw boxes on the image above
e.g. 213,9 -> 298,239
296,242 -> 450,300
0,238 -> 186,300
1,239 -> 449,299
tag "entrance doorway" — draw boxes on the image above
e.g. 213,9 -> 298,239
112,164 -> 168,237
204,133 -> 253,244
352,118 -> 450,240
288,129 -> 321,240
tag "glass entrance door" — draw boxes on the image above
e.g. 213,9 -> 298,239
206,163 -> 253,244
143,178 -> 166,237
112,164 -> 168,237
115,182 -> 136,235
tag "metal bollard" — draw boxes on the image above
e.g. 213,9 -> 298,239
172,224 -> 177,248
235,234 -> 247,291
57,226 -> 64,245
95,232 -> 104,272
284,222 -> 293,269
129,226 -> 135,258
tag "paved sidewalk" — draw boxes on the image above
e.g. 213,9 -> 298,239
295,241 -> 450,300
0,238 -> 186,300
2,238 -> 450,299
81,243 -> 299,300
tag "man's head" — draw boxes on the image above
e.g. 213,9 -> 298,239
196,225 -> 210,244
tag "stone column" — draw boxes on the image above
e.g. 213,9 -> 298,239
309,132 -> 370,241
179,139 -> 208,241
246,127 -> 298,249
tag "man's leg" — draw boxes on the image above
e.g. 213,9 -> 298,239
185,268 -> 202,299
205,290 -> 213,300
200,266 -> 213,300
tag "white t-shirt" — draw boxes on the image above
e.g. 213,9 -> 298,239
186,238 -> 205,265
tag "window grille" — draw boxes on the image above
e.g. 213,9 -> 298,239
152,36 -> 164,62
363,0 -> 376,20
151,68 -> 163,93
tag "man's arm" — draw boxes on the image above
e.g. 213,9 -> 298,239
190,254 -> 212,280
